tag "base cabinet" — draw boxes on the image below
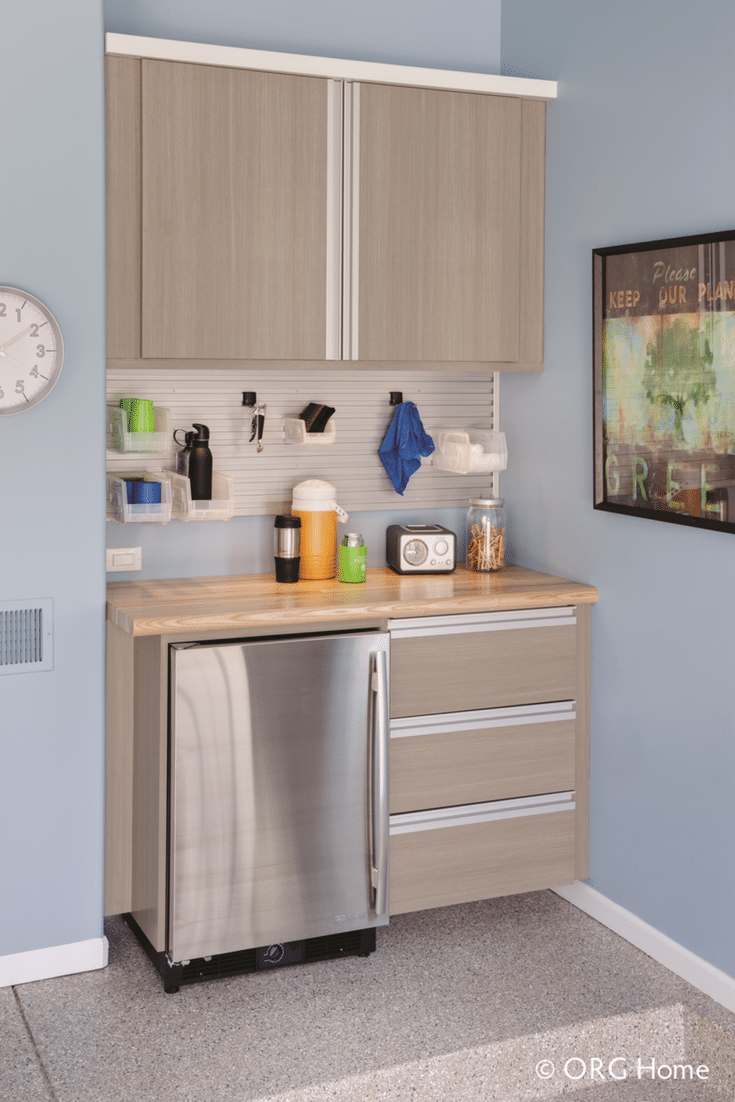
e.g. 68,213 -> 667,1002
387,605 -> 590,914
105,589 -> 592,930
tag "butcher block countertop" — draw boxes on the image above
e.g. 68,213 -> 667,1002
107,565 -> 598,637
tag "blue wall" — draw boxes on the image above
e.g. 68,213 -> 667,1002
105,508 -> 469,583
1,2 -> 106,955
501,0 -> 735,976
104,0 -> 502,73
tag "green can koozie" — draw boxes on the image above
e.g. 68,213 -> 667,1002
338,534 -> 367,583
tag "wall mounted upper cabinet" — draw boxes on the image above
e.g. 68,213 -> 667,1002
106,56 -> 330,361
356,84 -> 528,364
141,61 -> 329,360
105,39 -> 553,369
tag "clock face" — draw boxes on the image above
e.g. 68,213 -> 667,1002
0,287 -> 64,415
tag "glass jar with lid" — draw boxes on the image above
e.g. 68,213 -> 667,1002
465,496 -> 506,571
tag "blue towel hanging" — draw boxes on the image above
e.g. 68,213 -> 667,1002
378,401 -> 435,495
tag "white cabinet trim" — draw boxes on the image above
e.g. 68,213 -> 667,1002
105,33 -> 557,101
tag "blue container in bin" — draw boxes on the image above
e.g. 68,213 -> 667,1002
134,479 -> 162,504
124,478 -> 162,504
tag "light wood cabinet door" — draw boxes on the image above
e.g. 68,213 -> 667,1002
356,83 -> 543,366
140,60 -> 329,360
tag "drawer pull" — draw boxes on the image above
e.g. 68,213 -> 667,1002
388,607 -> 576,639
390,701 -> 575,738
389,791 -> 575,835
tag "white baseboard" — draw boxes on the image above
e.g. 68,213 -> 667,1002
0,936 -> 108,988
553,882 -> 735,1014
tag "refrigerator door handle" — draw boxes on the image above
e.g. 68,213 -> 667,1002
370,648 -> 390,917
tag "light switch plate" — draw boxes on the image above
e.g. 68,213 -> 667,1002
106,547 -> 142,572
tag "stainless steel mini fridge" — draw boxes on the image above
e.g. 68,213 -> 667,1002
168,629 -> 390,968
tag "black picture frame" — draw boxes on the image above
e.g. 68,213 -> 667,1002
594,228 -> 735,534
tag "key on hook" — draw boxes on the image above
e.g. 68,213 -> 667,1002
249,403 -> 266,452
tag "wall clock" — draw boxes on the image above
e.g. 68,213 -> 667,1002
0,286 -> 64,415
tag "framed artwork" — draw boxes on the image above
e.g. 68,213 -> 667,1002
594,228 -> 735,533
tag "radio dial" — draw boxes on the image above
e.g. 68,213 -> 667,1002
403,539 -> 429,565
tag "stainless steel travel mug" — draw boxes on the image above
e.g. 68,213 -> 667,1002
274,515 -> 301,583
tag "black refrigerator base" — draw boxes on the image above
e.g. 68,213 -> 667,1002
123,913 -> 377,994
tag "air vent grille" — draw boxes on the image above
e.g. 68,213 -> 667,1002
0,599 -> 53,674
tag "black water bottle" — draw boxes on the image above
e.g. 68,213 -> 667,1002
188,423 -> 213,500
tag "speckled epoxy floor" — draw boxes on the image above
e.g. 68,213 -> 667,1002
3,891 -> 734,1101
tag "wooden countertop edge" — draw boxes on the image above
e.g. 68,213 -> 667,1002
107,567 -> 598,638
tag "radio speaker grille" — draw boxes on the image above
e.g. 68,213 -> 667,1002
0,599 -> 53,674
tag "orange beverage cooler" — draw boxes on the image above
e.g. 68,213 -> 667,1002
291,479 -> 348,580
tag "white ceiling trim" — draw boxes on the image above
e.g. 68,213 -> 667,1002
104,33 -> 557,100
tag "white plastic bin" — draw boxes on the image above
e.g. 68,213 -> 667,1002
432,428 -> 508,474
165,470 -> 234,521
283,416 -> 337,445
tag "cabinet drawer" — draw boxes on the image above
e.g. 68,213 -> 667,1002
389,608 -> 577,718
390,703 -> 576,814
389,796 -> 576,914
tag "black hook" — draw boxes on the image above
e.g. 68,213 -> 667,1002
242,391 -> 257,407
390,391 -> 403,406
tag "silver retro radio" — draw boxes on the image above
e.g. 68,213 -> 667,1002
386,524 -> 456,575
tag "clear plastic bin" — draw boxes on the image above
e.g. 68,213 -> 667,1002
432,428 -> 508,474
107,405 -> 172,453
283,416 -> 337,445
106,472 -> 172,524
165,470 -> 234,521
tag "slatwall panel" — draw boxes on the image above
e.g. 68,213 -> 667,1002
106,366 -> 499,517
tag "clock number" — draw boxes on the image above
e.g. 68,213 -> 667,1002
0,288 -> 64,414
